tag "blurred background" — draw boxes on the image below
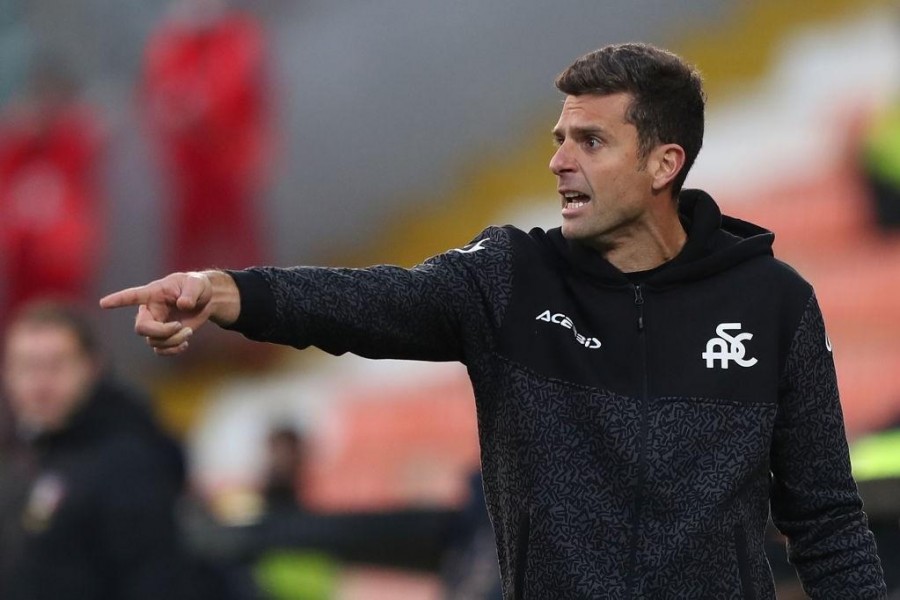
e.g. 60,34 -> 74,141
1,0 -> 900,597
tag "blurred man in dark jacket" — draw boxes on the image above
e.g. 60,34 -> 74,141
440,470 -> 502,600
0,301 -> 190,600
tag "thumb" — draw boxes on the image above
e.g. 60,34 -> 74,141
175,272 -> 211,311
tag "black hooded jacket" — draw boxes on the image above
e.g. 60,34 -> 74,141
3,379 -> 188,600
228,190 -> 886,598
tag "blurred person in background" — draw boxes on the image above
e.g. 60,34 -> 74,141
262,424 -> 306,513
0,300 -> 194,599
439,470 -> 502,600
859,100 -> 900,230
101,43 -> 887,597
253,424 -> 339,600
140,0 -> 270,273
207,426 -> 501,599
0,58 -> 105,327
848,420 -> 900,595
184,423 -> 339,600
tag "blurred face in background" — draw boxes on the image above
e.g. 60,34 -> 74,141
3,322 -> 98,434
267,429 -> 303,484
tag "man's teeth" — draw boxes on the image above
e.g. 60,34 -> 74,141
563,192 -> 588,208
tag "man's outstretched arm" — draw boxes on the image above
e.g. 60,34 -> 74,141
100,227 -> 514,361
99,270 -> 241,356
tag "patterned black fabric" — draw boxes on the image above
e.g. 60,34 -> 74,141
229,193 -> 886,599
771,295 -> 886,598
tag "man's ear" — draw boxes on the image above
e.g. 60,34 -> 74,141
649,144 -> 686,192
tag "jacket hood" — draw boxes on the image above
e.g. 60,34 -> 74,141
34,377 -> 186,484
542,188 -> 774,286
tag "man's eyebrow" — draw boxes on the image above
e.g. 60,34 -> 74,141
551,125 -> 609,139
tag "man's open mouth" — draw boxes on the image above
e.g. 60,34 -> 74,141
562,191 -> 590,209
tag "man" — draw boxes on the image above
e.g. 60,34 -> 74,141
0,301 -> 190,599
101,43 -> 887,598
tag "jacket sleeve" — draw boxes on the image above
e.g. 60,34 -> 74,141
225,226 -> 514,363
769,293 -> 886,598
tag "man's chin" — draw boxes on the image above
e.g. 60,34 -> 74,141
560,223 -> 585,241
19,410 -> 72,435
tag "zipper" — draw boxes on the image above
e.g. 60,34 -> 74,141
626,284 -> 649,598
634,284 -> 645,331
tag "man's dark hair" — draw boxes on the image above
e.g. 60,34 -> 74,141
6,300 -> 99,357
555,42 -> 705,195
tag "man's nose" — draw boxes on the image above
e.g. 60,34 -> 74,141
549,143 -> 575,175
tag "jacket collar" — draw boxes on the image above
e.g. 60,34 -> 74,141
543,189 -> 775,287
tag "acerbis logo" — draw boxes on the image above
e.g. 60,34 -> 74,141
535,310 -> 601,350
702,322 -> 757,369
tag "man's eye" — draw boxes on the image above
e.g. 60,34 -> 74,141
586,138 -> 601,149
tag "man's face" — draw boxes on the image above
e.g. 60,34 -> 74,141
3,323 -> 97,433
550,92 -> 656,248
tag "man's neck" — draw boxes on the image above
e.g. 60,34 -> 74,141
599,209 -> 687,274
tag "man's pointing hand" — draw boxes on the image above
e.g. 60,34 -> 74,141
99,271 -> 241,356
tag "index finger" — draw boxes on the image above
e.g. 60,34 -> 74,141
99,285 -> 154,309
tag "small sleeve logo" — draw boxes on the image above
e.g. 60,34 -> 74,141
450,238 -> 489,254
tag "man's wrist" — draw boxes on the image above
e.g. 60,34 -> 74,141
204,270 -> 241,326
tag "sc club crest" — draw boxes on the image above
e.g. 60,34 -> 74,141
702,323 -> 757,369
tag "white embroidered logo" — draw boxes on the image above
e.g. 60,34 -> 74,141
450,239 -> 488,254
702,323 -> 758,369
535,310 -> 601,349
